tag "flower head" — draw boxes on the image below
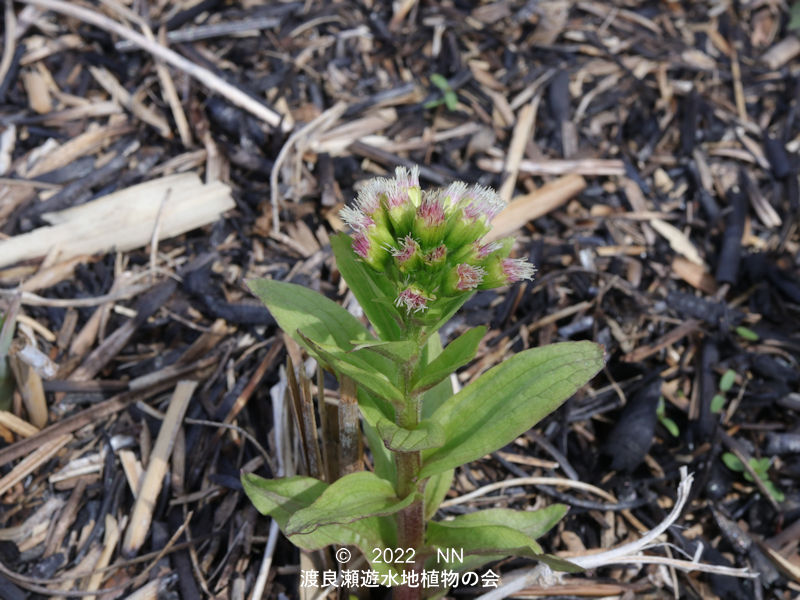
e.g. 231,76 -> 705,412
384,166 -> 420,233
395,285 -> 431,313
413,191 -> 448,246
340,165 -> 535,320
480,256 -> 536,288
444,185 -> 505,247
442,263 -> 486,295
350,223 -> 393,271
424,244 -> 447,268
340,205 -> 374,232
392,235 -> 422,273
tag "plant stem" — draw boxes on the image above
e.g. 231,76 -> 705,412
394,342 -> 424,599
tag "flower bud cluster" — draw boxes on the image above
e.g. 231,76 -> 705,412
341,166 -> 535,314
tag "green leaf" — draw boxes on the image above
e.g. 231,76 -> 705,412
657,398 -> 680,436
750,457 -> 770,475
735,326 -> 759,341
359,389 -> 445,452
535,554 -> 584,573
426,522 -> 542,561
420,341 -> 604,479
661,416 -> 680,437
438,505 -> 568,540
249,278 -> 373,349
241,474 -> 328,529
349,339 -> 417,363
424,469 -> 454,521
764,480 -> 785,503
710,394 -> 726,414
413,326 -> 485,393
331,233 -> 404,341
0,303 -> 19,412
286,471 -> 416,535
444,90 -> 458,111
292,516 -> 399,577
377,419 -> 446,452
656,397 -> 666,418
719,370 -> 736,393
241,473 -> 399,577
790,2 -> 800,30
249,278 -> 395,379
426,517 -> 579,573
298,331 -> 404,404
722,452 -> 744,472
430,73 -> 450,91
357,386 -> 394,424
362,416 -> 396,487
423,97 -> 445,109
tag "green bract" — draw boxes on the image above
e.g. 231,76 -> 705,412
243,167 -> 605,597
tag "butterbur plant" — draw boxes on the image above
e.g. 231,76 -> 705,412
242,167 -> 605,598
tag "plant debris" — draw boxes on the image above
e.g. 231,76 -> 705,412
0,1 -> 799,598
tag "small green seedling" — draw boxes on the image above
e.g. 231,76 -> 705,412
790,2 -> 800,31
734,326 -> 759,342
711,368 -> 736,414
657,396 -> 680,438
0,299 -> 20,411
424,74 -> 458,111
722,452 -> 784,503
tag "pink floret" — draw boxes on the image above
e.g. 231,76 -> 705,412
456,263 -> 485,291
395,287 -> 429,313
352,233 -> 371,259
392,235 -> 419,262
417,195 -> 447,226
502,258 -> 536,282
462,185 -> 505,222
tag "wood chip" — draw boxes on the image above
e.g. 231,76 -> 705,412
0,173 -> 234,268
488,174 -> 586,241
650,218 -> 706,266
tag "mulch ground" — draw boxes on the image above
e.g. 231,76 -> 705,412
0,1 -> 799,598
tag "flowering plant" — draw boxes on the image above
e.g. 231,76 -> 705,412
242,167 -> 604,597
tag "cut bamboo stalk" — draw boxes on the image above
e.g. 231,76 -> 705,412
89,66 -> 171,137
7,344 -> 48,428
118,448 -> 143,497
155,27 -> 193,146
478,156 -> 625,176
121,380 -> 197,555
83,513 -> 120,600
0,433 -> 71,496
0,409 -> 39,437
498,99 -> 538,204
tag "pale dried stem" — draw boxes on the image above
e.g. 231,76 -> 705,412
15,0 -> 282,127
476,468 -> 757,600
